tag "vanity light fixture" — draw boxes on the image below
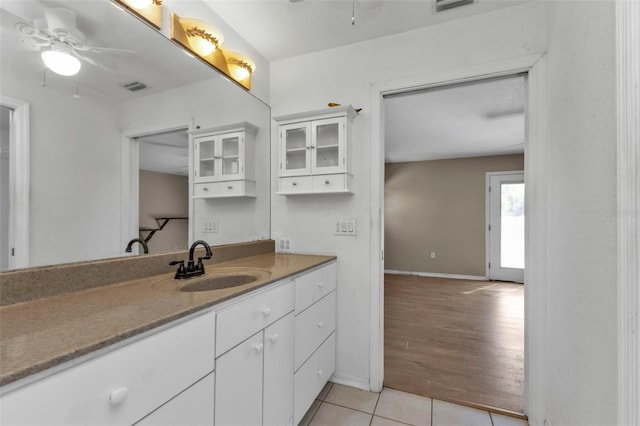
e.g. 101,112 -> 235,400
112,0 -> 162,29
41,48 -> 81,76
227,53 -> 255,82
184,21 -> 223,56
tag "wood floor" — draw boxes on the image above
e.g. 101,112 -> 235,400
384,274 -> 525,416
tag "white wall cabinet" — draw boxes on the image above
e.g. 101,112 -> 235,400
275,106 -> 357,195
191,122 -> 258,198
0,310 -> 216,426
214,280 -> 295,426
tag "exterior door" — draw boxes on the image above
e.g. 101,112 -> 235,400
487,172 -> 525,283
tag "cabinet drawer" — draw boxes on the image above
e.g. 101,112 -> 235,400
293,333 -> 336,425
216,281 -> 294,357
218,180 -> 254,197
0,311 -> 215,426
295,262 -> 336,313
312,174 -> 346,192
279,176 -> 312,193
295,291 -> 336,371
194,182 -> 219,197
135,372 -> 215,426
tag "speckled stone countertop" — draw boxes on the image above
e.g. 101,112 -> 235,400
0,252 -> 335,387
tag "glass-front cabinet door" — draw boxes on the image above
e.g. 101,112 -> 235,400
220,132 -> 243,181
280,123 -> 311,176
311,117 -> 344,174
194,135 -> 217,183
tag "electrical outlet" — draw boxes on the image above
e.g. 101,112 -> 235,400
203,219 -> 218,233
430,252 -> 436,259
276,237 -> 292,253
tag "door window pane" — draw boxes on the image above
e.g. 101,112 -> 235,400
500,182 -> 525,269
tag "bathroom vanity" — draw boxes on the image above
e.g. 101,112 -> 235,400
0,242 -> 336,426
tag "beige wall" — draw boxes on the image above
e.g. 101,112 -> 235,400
384,154 -> 524,276
139,170 -> 189,254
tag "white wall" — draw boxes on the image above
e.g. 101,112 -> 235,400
544,2 -> 617,425
270,3 -> 546,389
1,71 -> 123,267
121,77 -> 271,247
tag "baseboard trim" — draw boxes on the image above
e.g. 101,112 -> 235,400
330,374 -> 371,392
384,269 -> 488,281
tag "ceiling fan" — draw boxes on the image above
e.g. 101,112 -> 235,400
15,7 -> 136,76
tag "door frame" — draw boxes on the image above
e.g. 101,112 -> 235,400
0,95 -> 30,269
369,54 -> 547,422
121,122 -> 193,253
616,2 -> 640,424
486,170 -> 525,283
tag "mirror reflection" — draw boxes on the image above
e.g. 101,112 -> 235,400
0,0 -> 271,271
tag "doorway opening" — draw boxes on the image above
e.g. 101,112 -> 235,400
0,96 -> 29,271
382,75 -> 526,415
135,128 -> 190,254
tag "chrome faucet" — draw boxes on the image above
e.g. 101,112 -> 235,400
170,240 -> 212,279
125,238 -> 149,254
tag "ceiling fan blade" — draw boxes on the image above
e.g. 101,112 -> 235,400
18,36 -> 49,50
73,52 -> 122,75
78,46 -> 137,55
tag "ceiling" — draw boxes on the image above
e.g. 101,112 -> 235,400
138,128 -> 189,176
0,0 -> 215,102
204,0 -> 532,62
385,75 -> 525,163
205,0 -> 528,162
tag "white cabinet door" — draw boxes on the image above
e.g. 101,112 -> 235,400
215,331 -> 264,426
311,117 -> 345,175
263,313 -> 294,426
135,373 -> 214,426
194,134 -> 218,183
280,122 -> 311,176
219,132 -> 245,181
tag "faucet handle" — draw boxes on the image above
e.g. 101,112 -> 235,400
170,260 -> 186,278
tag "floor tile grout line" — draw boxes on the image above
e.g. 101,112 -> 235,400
430,397 -> 434,426
489,411 -> 495,426
322,399 -> 379,417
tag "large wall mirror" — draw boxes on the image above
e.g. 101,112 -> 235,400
0,0 -> 271,271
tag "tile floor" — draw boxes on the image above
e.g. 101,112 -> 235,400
299,383 -> 529,426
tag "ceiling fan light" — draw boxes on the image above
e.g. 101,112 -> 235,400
41,50 -> 81,76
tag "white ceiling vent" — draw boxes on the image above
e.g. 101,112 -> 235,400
435,0 -> 474,12
122,81 -> 147,92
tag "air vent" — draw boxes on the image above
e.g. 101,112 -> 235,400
122,81 -> 147,92
435,0 -> 473,12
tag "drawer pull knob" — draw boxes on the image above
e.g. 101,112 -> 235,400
227,186 -> 233,190
203,187 -> 209,191
262,306 -> 272,316
269,333 -> 279,343
109,387 -> 128,406
317,321 -> 324,328
318,282 -> 325,289
317,370 -> 323,377
325,180 -> 330,185
254,343 -> 264,353
292,182 -> 298,186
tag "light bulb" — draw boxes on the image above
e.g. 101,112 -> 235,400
190,36 -> 215,56
128,0 -> 152,8
227,55 -> 255,82
41,50 -> 81,76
